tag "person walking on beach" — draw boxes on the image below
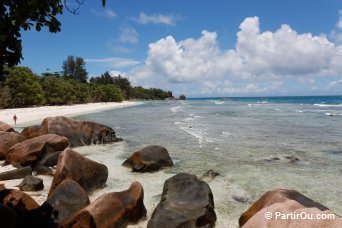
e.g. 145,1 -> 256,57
13,114 -> 17,125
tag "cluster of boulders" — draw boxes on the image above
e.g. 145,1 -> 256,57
1,117 -> 341,227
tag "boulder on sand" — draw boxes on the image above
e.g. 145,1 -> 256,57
0,131 -> 26,159
19,176 -> 44,191
61,181 -> 146,227
6,134 -> 69,166
48,148 -> 108,196
122,145 -> 173,172
0,166 -> 32,181
46,179 -> 90,224
0,121 -> 15,132
0,189 -> 39,211
239,188 -> 342,227
21,116 -> 122,147
147,173 -> 216,228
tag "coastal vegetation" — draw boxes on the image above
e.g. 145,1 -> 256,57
0,56 -> 173,109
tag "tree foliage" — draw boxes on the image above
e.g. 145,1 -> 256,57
62,56 -> 88,83
3,66 -> 45,107
0,0 -> 63,77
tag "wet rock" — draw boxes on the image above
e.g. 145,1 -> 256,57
19,176 -> 44,191
122,145 -> 173,172
148,173 -> 216,228
6,134 -> 69,166
48,148 -> 108,196
0,166 -> 32,181
284,155 -> 300,163
61,181 -> 146,227
46,179 -> 90,224
232,195 -> 249,203
200,169 -> 220,181
239,188 -> 342,227
0,131 -> 26,159
21,116 -> 122,147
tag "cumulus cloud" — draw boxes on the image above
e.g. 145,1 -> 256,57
85,57 -> 140,68
330,10 -> 342,44
91,8 -> 117,18
119,27 -> 139,44
133,12 -> 178,26
130,16 -> 342,94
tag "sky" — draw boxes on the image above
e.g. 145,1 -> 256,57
20,0 -> 342,97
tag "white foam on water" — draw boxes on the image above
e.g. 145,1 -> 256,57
274,108 -> 282,111
314,103 -> 342,107
170,106 -> 183,113
295,110 -> 303,113
214,101 -> 225,105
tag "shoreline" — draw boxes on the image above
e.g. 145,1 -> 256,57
0,101 -> 141,127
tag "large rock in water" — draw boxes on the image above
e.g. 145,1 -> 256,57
147,173 -> 217,228
0,131 -> 26,159
21,116 -> 121,147
239,189 -> 342,227
0,121 -> 15,132
48,148 -> 108,196
46,179 -> 90,224
6,134 -> 69,166
61,181 -> 146,227
122,145 -> 173,172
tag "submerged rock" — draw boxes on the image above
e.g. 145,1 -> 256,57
6,134 -> 69,166
200,169 -> 220,181
21,116 -> 122,147
148,173 -> 216,228
48,148 -> 108,196
61,181 -> 146,227
19,176 -> 44,191
122,145 -> 173,172
239,188 -> 342,227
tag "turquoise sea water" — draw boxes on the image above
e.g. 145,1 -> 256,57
74,96 -> 342,227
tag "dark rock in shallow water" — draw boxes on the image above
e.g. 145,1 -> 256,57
265,155 -> 300,164
19,176 -> 44,191
284,155 -> 300,163
21,116 -> 122,147
61,182 -> 146,227
233,195 -> 249,203
200,169 -> 220,181
0,131 -> 26,159
48,148 -> 108,196
46,179 -> 89,224
239,188 -> 342,227
148,173 -> 216,228
123,145 -> 173,172
0,166 -> 32,181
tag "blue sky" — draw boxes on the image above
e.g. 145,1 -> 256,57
20,0 -> 342,97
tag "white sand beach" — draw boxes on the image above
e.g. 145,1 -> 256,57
0,101 -> 141,204
0,101 -> 140,126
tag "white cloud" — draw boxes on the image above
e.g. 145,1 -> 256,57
85,57 -> 140,68
91,8 -> 117,18
330,10 -> 342,44
118,27 -> 139,44
328,79 -> 342,89
130,16 -> 342,93
133,12 -> 178,26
